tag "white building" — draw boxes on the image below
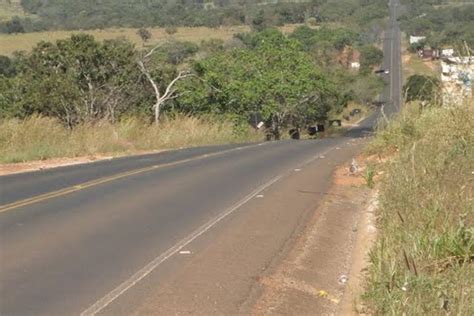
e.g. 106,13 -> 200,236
440,48 -> 454,58
409,36 -> 426,45
441,57 -> 473,105
350,62 -> 360,69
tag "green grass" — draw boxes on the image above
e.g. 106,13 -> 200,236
363,164 -> 376,188
0,115 -> 262,163
404,54 -> 440,78
363,101 -> 474,315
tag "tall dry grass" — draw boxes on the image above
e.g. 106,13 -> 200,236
0,24 -> 302,56
0,115 -> 261,163
364,101 -> 474,315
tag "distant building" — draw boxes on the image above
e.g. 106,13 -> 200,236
418,47 -> 439,60
351,62 -> 360,69
350,50 -> 361,70
441,57 -> 473,105
410,36 -> 426,45
440,48 -> 454,58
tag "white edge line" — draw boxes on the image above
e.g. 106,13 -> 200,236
80,174 -> 282,316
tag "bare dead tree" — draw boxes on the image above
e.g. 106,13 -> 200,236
138,43 -> 193,124
380,103 -> 390,124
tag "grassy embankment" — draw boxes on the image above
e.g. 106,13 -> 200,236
363,100 -> 474,314
0,116 -> 261,163
0,24 -> 301,56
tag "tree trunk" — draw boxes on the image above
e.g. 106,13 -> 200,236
154,101 -> 161,125
138,47 -> 192,125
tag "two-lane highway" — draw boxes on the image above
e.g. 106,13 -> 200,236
1,131 -> 367,315
0,143 -> 260,207
382,0 -> 403,117
0,1 -> 402,314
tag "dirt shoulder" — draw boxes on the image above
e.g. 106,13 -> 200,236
0,150 -> 166,176
251,158 -> 378,315
0,155 -> 112,176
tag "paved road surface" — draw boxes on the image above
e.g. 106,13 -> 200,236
0,2 -> 401,315
0,129 -> 368,316
382,0 -> 402,117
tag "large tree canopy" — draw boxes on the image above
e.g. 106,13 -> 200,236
403,74 -> 440,103
176,29 -> 341,127
1,34 -> 147,126
1,27 -> 384,133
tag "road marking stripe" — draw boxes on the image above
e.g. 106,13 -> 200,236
0,143 -> 268,214
390,24 -> 394,102
398,24 -> 403,108
80,174 -> 283,316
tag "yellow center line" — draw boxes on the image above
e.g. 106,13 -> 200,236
0,143 -> 266,214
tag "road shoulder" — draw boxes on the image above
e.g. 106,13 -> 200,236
251,158 -> 377,316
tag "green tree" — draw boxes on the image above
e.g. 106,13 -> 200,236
251,10 -> 266,32
360,45 -> 383,74
4,16 -> 25,33
0,55 -> 16,77
0,76 -> 22,118
403,74 -> 440,103
4,34 -> 146,126
177,30 -> 338,133
137,28 -> 152,43
165,26 -> 178,36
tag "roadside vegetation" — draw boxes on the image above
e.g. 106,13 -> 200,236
363,100 -> 474,314
0,115 -> 260,163
361,1 -> 474,312
0,4 -> 386,163
0,30 -> 381,122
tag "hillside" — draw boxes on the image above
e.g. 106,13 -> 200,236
1,0 -> 388,33
6,0 -> 311,30
399,0 -> 474,48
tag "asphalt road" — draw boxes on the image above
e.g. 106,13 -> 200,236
0,3 -> 402,315
0,130 -> 368,316
381,0 -> 402,117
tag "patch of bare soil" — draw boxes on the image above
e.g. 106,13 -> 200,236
424,59 -> 440,72
0,150 -> 165,176
0,156 -> 111,176
251,158 -> 378,315
403,53 -> 411,64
